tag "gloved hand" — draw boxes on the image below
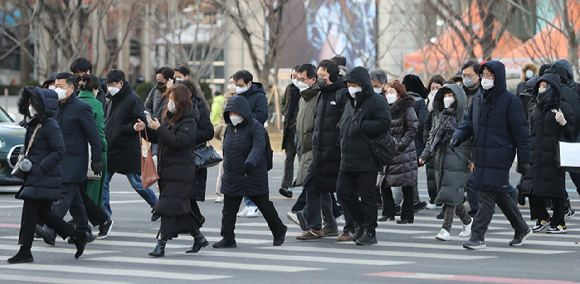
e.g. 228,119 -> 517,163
555,109 -> 567,126
516,162 -> 529,176
244,163 -> 255,175
449,138 -> 461,152
91,161 -> 103,176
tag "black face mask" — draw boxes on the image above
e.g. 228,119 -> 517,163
156,81 -> 167,91
536,84 -> 554,108
318,78 -> 328,87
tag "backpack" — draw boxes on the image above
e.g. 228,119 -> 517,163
249,119 -> 274,171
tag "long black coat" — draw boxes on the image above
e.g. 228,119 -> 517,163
191,96 -> 215,201
147,108 -> 199,216
524,73 -> 576,198
55,93 -> 102,183
16,87 -> 65,201
221,96 -> 269,197
409,91 -> 428,165
303,76 -> 347,193
104,81 -> 147,174
338,67 -> 391,172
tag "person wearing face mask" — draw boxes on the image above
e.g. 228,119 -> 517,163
213,76 -> 236,203
516,62 -> 539,102
519,74 -> 575,234
279,65 -> 301,199
145,67 -> 175,120
101,69 -> 159,221
450,60 -> 532,250
377,83 -> 418,226
35,72 -> 103,246
134,85 -> 209,256
230,70 -> 269,218
213,95 -> 287,249
337,66 -> 391,246
370,69 -> 388,95
41,72 -> 58,91
419,84 -> 473,241
423,75 -> 445,210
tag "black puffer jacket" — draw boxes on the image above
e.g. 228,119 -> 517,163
191,97 -> 215,202
147,108 -> 199,216
238,82 -> 269,125
303,76 -> 347,193
522,73 -> 576,198
221,96 -> 269,197
338,67 -> 391,172
16,87 -> 65,201
544,59 -> 580,140
104,81 -> 147,174
379,95 -> 418,187
409,91 -> 428,166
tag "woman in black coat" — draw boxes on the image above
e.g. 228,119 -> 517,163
377,82 -> 418,224
135,85 -> 207,257
523,73 -> 575,234
9,87 -> 87,263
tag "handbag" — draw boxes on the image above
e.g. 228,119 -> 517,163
87,143 -> 101,180
139,130 -> 159,188
12,124 -> 41,180
194,143 -> 223,169
557,141 -> 580,172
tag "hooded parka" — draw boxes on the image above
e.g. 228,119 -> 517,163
544,59 -> 580,140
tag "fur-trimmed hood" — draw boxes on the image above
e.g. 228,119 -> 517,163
17,87 -> 59,124
520,62 -> 538,82
390,94 -> 415,118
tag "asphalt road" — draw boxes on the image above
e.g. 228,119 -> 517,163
1,149 -> 580,283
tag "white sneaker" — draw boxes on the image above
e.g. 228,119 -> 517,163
459,218 -> 473,238
287,212 -> 300,226
246,206 -> 260,218
214,195 -> 224,203
426,203 -> 442,210
436,229 -> 450,241
237,206 -> 250,217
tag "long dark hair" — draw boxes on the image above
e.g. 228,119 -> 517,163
163,85 -> 193,125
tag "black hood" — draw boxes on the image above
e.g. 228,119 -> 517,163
18,87 -> 59,123
344,66 -> 374,104
402,74 -> 429,99
532,73 -> 561,107
545,59 -> 576,90
223,95 -> 253,126
479,60 -> 507,96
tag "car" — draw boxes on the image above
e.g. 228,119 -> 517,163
0,106 -> 25,185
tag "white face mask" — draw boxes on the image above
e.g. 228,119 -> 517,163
175,78 -> 183,82
292,79 -> 298,87
428,90 -> 436,101
374,87 -> 383,94
55,88 -> 68,101
230,115 -> 244,126
108,86 -> 120,96
348,87 -> 362,98
443,97 -> 455,109
525,70 -> 534,79
236,86 -> 249,94
538,87 -> 546,93
167,99 -> 176,113
228,84 -> 236,93
48,85 -> 55,90
296,81 -> 310,92
28,106 -> 36,117
481,78 -> 494,90
386,93 -> 398,104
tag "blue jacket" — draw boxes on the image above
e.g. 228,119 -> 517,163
220,95 -> 269,197
16,88 -> 65,201
453,60 -> 531,192
238,82 -> 269,125
55,93 -> 102,183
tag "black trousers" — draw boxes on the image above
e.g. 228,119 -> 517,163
281,129 -> 298,189
291,189 -> 307,212
52,182 -> 89,231
78,179 -> 108,228
221,194 -> 285,243
529,195 -> 565,227
470,191 -> 528,242
336,171 -> 378,233
19,199 -> 75,247
381,185 -> 414,221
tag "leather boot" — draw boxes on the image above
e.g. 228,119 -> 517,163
71,230 -> 87,259
7,245 -> 33,264
149,238 -> 167,257
186,228 -> 208,253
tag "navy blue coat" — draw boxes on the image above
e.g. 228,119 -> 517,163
220,95 -> 269,197
55,92 -> 102,184
16,88 -> 65,201
238,82 -> 269,125
453,60 -> 531,192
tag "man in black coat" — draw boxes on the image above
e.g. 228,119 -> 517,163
103,70 -> 159,220
279,65 -> 301,198
337,66 -> 391,246
37,72 -> 103,244
296,60 -> 344,240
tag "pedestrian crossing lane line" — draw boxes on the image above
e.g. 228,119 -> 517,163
0,272 -> 130,284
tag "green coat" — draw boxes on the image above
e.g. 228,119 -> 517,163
78,90 -> 108,206
294,85 -> 319,187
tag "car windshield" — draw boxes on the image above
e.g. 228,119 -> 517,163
0,107 -> 14,122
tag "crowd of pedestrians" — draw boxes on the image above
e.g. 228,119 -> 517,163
7,54 -> 580,264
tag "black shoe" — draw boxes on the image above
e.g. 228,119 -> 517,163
149,239 -> 167,257
396,219 -> 413,224
436,208 -> 446,220
71,231 -> 87,259
296,211 -> 307,231
151,209 -> 161,222
212,238 -> 237,248
186,233 -> 209,253
377,216 -> 394,222
35,225 -> 56,246
463,239 -> 486,250
98,217 -> 114,239
510,228 -> 533,246
7,246 -> 33,264
355,230 -> 377,246
352,226 -> 365,242
395,205 -> 401,216
279,187 -> 292,198
273,225 -> 287,246
68,231 -> 96,244
413,201 -> 427,213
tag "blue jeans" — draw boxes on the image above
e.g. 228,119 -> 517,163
245,197 -> 256,207
102,172 -> 159,216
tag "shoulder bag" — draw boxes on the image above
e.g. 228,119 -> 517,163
12,124 -> 41,180
139,130 -> 159,188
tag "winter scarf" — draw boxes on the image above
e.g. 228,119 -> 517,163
429,108 -> 457,155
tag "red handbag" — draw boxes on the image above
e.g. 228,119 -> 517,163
139,130 -> 159,189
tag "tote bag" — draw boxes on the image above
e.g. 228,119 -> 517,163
557,142 -> 580,172
140,130 -> 159,188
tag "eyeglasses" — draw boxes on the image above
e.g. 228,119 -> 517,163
462,73 -> 476,79
297,78 -> 312,84
480,74 -> 494,79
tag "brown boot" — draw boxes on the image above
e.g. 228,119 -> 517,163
296,229 -> 324,240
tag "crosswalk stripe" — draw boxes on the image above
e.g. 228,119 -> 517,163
86,256 -> 323,273
0,257 -> 230,280
0,244 -> 117,255
0,272 -> 130,284
258,245 -> 495,260
415,236 -> 580,247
